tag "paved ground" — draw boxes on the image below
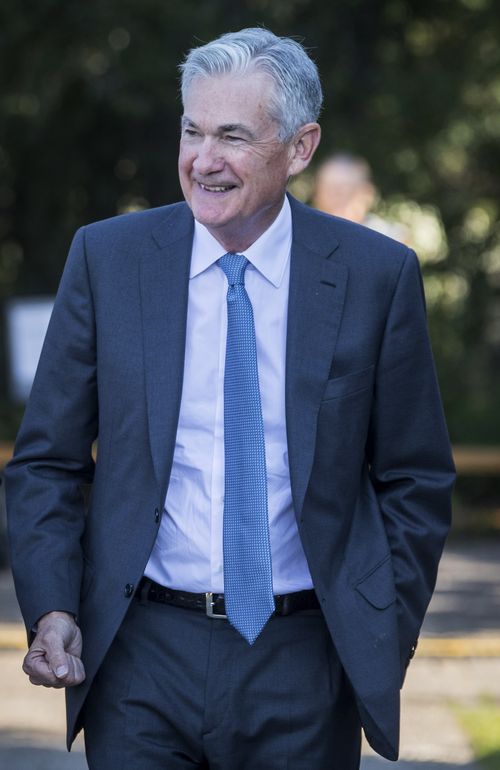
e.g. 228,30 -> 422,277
1,537 -> 500,769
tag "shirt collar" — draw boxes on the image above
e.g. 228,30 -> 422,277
190,196 -> 292,288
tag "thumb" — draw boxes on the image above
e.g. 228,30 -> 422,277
45,639 -> 70,679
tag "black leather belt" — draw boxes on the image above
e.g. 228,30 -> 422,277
138,577 -> 320,619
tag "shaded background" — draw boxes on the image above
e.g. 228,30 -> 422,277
1,2 -> 500,767
2,0 -> 500,545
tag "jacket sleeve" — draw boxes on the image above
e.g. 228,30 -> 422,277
5,226 -> 97,633
366,247 -> 455,675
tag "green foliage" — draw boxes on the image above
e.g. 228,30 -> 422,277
454,698 -> 500,770
1,0 -> 499,443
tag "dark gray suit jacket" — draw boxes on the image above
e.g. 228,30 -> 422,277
6,195 -> 455,760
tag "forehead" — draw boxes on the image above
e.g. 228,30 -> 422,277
182,72 -> 276,128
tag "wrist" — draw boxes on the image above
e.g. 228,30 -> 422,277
35,610 -> 78,633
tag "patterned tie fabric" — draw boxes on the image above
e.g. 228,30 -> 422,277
218,252 -> 274,645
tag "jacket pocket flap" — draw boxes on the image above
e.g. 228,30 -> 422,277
355,555 -> 396,609
322,364 -> 375,402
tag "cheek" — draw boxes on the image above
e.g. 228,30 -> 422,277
178,145 -> 193,175
178,159 -> 193,201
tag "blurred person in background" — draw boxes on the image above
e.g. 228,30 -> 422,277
5,27 -> 454,770
313,152 -> 409,242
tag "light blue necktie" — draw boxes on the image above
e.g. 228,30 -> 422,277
218,252 -> 274,645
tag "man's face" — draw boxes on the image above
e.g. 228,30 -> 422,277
178,72 -> 295,252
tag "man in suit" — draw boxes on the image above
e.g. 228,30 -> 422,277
6,27 -> 455,769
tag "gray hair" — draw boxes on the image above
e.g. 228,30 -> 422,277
180,27 -> 323,142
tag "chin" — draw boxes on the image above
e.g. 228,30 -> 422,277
191,204 -> 232,230
194,212 -> 227,231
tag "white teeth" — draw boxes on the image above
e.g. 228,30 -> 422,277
199,183 -> 232,192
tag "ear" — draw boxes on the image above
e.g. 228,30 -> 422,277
287,123 -> 321,177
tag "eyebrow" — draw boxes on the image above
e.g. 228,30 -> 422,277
181,116 -> 256,140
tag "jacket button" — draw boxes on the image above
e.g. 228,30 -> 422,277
124,583 -> 134,598
154,507 -> 160,523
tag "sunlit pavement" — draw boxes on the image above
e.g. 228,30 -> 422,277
0,646 -> 86,768
2,538 -> 500,769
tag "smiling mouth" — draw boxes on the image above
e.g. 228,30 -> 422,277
198,183 -> 236,193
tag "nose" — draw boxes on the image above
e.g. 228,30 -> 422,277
192,137 -> 225,175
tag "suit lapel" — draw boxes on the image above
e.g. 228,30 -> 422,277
286,197 -> 348,516
139,204 -> 194,497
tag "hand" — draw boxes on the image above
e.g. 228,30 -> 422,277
22,611 -> 86,688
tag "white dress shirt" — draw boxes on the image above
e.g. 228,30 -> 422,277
145,197 -> 313,593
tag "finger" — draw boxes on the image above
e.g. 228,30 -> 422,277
23,649 -> 59,686
24,647 -> 83,687
49,654 -> 86,687
31,675 -> 66,689
58,653 -> 85,686
27,657 -> 84,688
71,655 -> 86,685
27,665 -> 61,687
46,647 -> 71,680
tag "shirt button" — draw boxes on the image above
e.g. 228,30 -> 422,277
154,508 -> 160,523
124,583 -> 135,598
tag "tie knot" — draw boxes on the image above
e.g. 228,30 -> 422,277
218,253 -> 248,286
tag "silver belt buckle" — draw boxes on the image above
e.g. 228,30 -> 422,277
205,592 -> 227,619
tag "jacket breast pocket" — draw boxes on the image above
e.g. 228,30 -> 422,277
322,364 -> 375,403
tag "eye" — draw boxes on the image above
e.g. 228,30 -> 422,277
224,134 -> 244,143
183,127 -> 199,138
